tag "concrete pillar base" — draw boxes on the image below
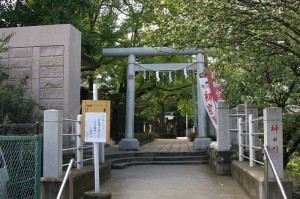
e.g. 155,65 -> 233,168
208,148 -> 232,176
83,191 -> 111,199
193,138 -> 212,150
119,139 -> 139,151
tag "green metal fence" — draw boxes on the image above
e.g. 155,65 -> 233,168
0,135 -> 42,199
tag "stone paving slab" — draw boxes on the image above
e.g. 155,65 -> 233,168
101,165 -> 250,199
139,138 -> 194,152
106,138 -> 194,155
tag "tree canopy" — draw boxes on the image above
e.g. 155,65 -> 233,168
0,0 -> 299,138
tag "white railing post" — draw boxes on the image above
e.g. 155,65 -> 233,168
245,102 -> 259,156
43,109 -> 63,178
93,83 -> 100,193
249,114 -> 254,167
238,118 -> 244,161
263,107 -> 283,178
76,115 -> 83,169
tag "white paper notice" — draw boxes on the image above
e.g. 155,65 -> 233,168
85,112 -> 106,143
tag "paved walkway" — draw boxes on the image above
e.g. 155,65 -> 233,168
106,137 -> 194,155
139,138 -> 194,152
101,165 -> 250,199
103,138 -> 250,199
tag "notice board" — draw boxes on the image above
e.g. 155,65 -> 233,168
81,100 -> 110,143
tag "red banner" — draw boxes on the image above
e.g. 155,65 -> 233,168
206,69 -> 223,103
198,76 -> 218,130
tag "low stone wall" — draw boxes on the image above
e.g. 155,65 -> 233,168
232,161 -> 292,199
41,163 -> 111,199
208,147 -> 232,176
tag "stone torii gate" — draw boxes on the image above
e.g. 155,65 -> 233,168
102,47 -> 212,150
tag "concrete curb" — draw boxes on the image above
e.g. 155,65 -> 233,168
83,190 -> 111,199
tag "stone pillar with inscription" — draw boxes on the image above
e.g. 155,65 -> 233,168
263,107 -> 283,178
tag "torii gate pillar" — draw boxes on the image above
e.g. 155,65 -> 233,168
119,54 -> 140,150
193,53 -> 212,150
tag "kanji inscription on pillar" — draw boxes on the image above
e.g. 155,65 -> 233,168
270,123 -> 280,153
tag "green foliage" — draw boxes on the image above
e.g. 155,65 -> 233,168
159,133 -> 176,139
286,152 -> 300,190
0,73 -> 38,123
134,133 -> 154,144
188,132 -> 197,141
144,0 -> 300,165
0,0 -> 198,129
0,33 -> 13,53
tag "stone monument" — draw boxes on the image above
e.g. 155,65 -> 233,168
0,24 -> 81,118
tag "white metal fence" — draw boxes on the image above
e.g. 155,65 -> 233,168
43,110 -> 95,179
62,115 -> 93,169
237,107 -> 283,173
238,115 -> 264,166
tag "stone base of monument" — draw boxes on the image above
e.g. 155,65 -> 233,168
193,138 -> 212,150
119,138 -> 139,151
83,191 -> 111,199
208,147 -> 232,176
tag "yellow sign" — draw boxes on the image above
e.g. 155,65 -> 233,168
81,100 -> 111,143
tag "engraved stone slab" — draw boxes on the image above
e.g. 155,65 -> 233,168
39,99 -> 64,110
40,77 -> 64,89
9,57 -> 32,68
40,56 -> 64,67
0,51 -> 8,59
11,78 -> 32,89
40,67 -> 63,78
40,46 -> 64,56
9,68 -> 31,79
10,47 -> 33,58
40,88 -> 64,99
0,69 -> 8,75
0,59 -> 8,68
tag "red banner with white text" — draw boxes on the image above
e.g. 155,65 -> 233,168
198,76 -> 218,130
206,69 -> 223,104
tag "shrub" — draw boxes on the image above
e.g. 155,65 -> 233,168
188,132 -> 197,141
159,133 -> 176,139
207,135 -> 217,141
285,152 -> 300,191
0,73 -> 38,123
134,133 -> 154,144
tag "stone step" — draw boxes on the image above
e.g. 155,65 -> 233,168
109,155 -> 208,164
111,160 -> 208,169
106,151 -> 206,160
106,150 -> 209,169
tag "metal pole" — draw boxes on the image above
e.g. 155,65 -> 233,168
264,149 -> 268,199
76,115 -> 83,169
249,114 -> 254,167
35,122 -> 39,135
264,145 -> 287,199
93,84 -> 100,193
56,159 -> 74,199
196,53 -> 207,137
125,54 -> 136,139
238,118 -> 244,161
